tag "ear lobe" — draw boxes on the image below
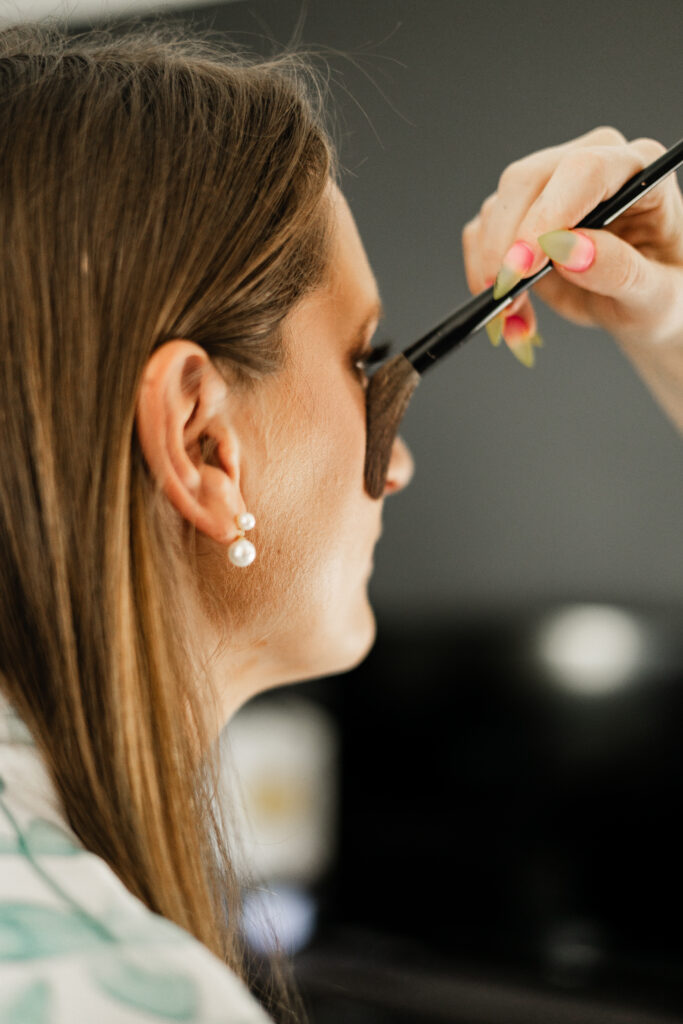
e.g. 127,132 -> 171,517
135,340 -> 244,545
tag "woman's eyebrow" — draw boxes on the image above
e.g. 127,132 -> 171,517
352,298 -> 385,346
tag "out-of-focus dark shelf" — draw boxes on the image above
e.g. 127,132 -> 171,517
293,603 -> 683,1023
294,926 -> 683,1024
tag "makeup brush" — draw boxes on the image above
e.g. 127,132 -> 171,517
364,136 -> 683,499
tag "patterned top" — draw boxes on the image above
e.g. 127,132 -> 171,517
0,691 -> 273,1023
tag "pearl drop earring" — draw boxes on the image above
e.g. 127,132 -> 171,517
228,512 -> 256,568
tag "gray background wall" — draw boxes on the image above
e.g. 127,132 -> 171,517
94,0 -> 683,617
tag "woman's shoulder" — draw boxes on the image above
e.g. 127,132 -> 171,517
0,835 -> 273,1023
0,931 -> 272,1023
0,722 -> 272,1023
1,929 -> 272,1023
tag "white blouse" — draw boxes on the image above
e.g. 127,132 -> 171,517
0,691 -> 273,1023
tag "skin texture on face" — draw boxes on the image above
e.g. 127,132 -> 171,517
136,181 -> 413,730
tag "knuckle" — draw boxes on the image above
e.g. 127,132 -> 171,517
589,125 -> 627,145
615,252 -> 645,293
498,158 -> 525,190
631,137 -> 667,161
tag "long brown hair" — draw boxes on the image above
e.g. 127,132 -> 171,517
0,17 -> 338,1021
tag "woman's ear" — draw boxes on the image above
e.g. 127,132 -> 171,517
135,340 -> 244,545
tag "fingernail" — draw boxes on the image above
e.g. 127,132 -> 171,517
502,313 -> 531,343
509,339 -> 535,367
492,241 -> 534,299
485,313 -> 503,346
537,229 -> 595,271
502,313 -> 542,368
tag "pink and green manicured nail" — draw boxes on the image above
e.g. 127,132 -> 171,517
537,229 -> 595,271
483,276 -> 542,358
492,241 -> 535,299
486,314 -> 503,346
501,314 -> 543,368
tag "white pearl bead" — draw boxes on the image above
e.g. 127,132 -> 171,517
228,537 -> 256,568
236,512 -> 256,532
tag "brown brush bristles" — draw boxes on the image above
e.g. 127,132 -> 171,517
364,353 -> 421,498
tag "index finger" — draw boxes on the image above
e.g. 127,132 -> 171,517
511,142 -> 658,277
474,128 -> 627,291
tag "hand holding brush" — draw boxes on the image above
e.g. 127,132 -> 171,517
364,128 -> 683,498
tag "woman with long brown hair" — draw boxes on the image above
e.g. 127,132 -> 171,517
0,19 -> 412,1024
3,16 -> 683,1024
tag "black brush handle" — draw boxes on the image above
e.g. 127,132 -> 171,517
403,137 -> 683,375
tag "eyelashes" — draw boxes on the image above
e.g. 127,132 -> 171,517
353,339 -> 393,381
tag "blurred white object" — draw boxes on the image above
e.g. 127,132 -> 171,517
221,694 -> 339,886
242,882 -> 318,956
0,0 -> 238,28
533,604 -> 649,696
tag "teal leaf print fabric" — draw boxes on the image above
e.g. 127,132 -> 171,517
0,693 -> 275,1022
0,978 -> 51,1023
0,818 -> 82,856
0,903 -> 113,960
22,819 -> 82,856
89,955 -> 198,1021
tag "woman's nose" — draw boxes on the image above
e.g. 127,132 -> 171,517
383,435 -> 414,496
